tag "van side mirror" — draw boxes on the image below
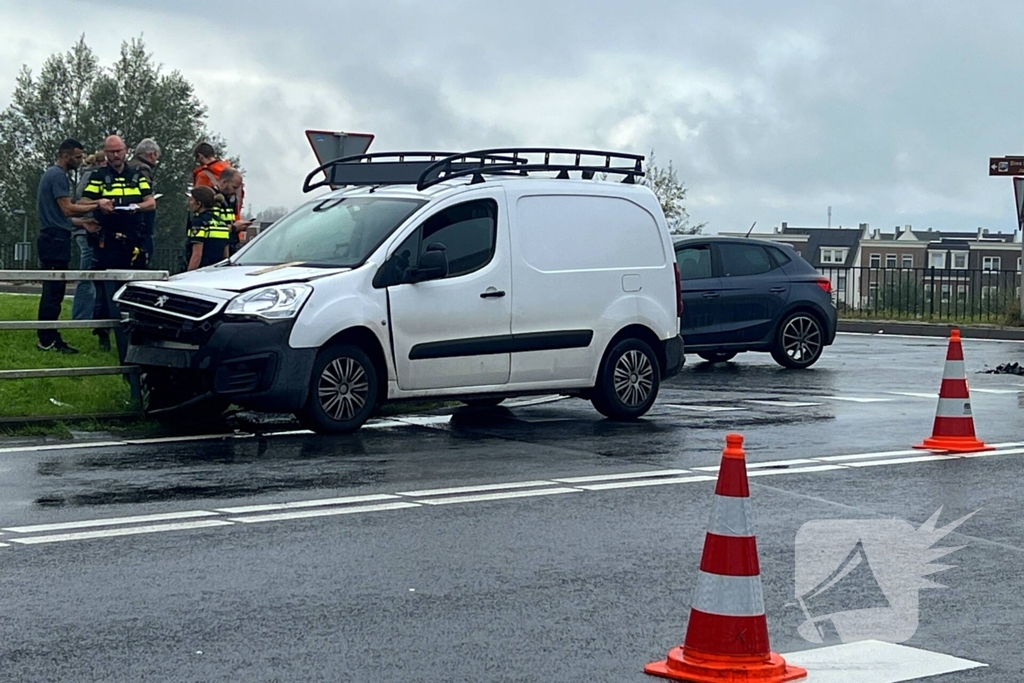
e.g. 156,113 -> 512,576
406,248 -> 448,283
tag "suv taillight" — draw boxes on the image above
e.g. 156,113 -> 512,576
674,263 -> 683,317
816,278 -> 832,294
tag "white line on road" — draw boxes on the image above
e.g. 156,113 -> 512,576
7,519 -> 234,545
415,487 -> 582,506
744,399 -> 825,407
694,458 -> 820,472
886,391 -> 939,399
782,638 -> 985,682
814,395 -> 892,403
746,464 -> 848,477
577,475 -> 716,491
552,469 -> 693,484
972,388 -> 1023,394
228,502 -> 420,524
395,481 -> 556,497
846,455 -> 956,468
662,404 -> 745,413
215,494 -> 401,515
2,510 -> 222,534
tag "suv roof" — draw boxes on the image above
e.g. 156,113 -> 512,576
302,148 -> 646,195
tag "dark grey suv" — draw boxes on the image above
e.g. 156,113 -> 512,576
674,236 -> 838,368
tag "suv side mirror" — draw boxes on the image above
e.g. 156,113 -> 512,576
406,248 -> 448,283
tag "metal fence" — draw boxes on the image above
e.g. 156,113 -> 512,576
0,242 -> 185,275
0,269 -> 169,422
817,265 -> 1023,324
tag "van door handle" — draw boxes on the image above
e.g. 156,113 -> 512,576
480,289 -> 506,299
770,287 -> 787,293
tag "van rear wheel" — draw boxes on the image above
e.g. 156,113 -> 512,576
298,344 -> 378,434
591,338 -> 660,420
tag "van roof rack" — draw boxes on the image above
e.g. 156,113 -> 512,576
416,148 -> 645,190
302,148 -> 644,193
302,151 -> 527,193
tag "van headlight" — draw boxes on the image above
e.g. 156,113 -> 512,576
225,284 -> 312,320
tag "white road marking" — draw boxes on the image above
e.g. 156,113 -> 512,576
695,458 -> 819,472
744,400 -> 825,408
815,395 -> 892,403
838,330 -> 1024,344
396,481 -> 556,497
663,404 -> 745,413
5,442 -> 1024,547
847,455 -> 954,468
781,638 -> 985,682
7,520 -> 234,545
2,510 -> 221,534
972,388 -> 1022,394
578,475 -> 717,491
886,391 -> 939,399
0,440 -> 126,455
747,464 -> 847,477
552,469 -> 693,484
0,542 -> 8,548
214,494 -> 400,515
228,502 -> 420,524
415,488 -> 581,506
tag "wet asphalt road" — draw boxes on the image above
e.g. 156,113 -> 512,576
1,332 -> 1023,682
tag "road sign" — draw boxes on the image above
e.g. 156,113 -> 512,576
305,130 -> 375,166
988,156 -> 1024,176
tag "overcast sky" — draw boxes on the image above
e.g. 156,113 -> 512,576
3,0 -> 1024,236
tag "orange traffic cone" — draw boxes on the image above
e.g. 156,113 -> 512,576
913,329 -> 993,453
645,434 -> 807,683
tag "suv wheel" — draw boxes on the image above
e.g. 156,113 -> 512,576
591,338 -> 661,420
298,344 -> 378,434
697,351 -> 738,363
771,312 -> 824,369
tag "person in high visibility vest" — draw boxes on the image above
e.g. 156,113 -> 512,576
185,186 -> 231,271
213,167 -> 253,253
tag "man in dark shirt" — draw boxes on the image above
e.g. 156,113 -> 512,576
127,137 -> 160,260
35,138 -> 101,353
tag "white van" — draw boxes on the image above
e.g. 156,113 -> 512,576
115,148 -> 684,433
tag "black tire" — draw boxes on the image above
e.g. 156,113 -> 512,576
591,338 -> 661,420
697,351 -> 738,363
297,344 -> 379,434
461,398 -> 505,408
771,312 -> 825,369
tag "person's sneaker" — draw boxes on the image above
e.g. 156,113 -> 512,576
36,341 -> 55,352
53,340 -> 79,355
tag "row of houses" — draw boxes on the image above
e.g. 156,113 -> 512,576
723,222 -> 1023,311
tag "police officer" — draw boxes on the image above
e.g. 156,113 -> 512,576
213,167 -> 252,254
185,186 -> 232,270
81,134 -> 155,358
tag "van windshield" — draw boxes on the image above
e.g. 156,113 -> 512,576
233,196 -> 426,268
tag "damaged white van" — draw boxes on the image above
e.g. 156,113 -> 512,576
115,148 -> 684,433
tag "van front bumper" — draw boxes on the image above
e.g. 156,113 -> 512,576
124,318 -> 315,413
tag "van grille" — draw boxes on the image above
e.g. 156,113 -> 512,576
118,287 -> 219,318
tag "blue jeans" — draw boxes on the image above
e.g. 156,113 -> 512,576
71,233 -> 95,320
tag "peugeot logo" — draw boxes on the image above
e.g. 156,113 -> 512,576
154,295 -> 170,308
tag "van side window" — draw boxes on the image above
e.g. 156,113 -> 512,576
718,243 -> 775,277
421,199 -> 498,278
675,245 -> 713,280
377,199 -> 498,286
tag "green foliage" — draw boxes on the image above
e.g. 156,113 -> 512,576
0,35 -> 235,262
642,150 -> 706,235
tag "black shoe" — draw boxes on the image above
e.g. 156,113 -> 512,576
98,336 -> 111,352
54,340 -> 79,355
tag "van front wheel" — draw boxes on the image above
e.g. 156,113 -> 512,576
591,338 -> 661,420
298,344 -> 378,434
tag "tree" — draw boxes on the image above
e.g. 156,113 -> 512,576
641,150 -> 706,235
255,206 -> 289,224
0,35 -> 236,270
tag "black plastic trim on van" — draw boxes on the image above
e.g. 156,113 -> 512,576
409,330 -> 594,360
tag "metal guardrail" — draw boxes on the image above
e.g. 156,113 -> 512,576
0,269 -> 169,418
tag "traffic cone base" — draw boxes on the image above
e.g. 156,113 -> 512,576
644,648 -> 807,683
913,328 -> 992,453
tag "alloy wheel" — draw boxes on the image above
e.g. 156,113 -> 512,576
782,315 -> 822,363
613,349 -> 654,407
317,357 -> 370,421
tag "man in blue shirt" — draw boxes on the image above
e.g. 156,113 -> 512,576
35,138 -> 101,353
